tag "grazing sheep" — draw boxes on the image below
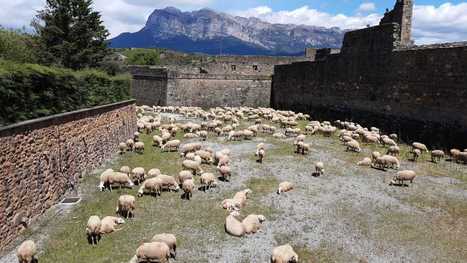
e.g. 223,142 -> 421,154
86,216 -> 101,245
272,132 -> 286,139
255,144 -> 266,163
228,130 -> 244,141
225,212 -> 245,237
346,140 -> 361,153
181,179 -> 195,200
387,146 -> 400,156
126,139 -> 135,151
242,214 -> 266,234
118,142 -> 126,154
151,233 -> 177,259
176,170 -> 193,186
116,195 -> 136,218
214,149 -> 230,165
147,168 -> 161,178
161,139 -> 181,152
233,189 -> 252,208
315,162 -> 325,176
152,135 -> 163,147
450,149 -> 461,162
271,244 -> 299,263
120,166 -> 131,175
99,216 -> 125,234
134,142 -> 145,153
195,149 -> 214,164
458,152 -> 467,164
412,149 -> 421,162
373,155 -> 400,170
199,173 -> 217,191
299,142 -> 311,155
372,151 -> 381,162
134,132 -> 140,142
389,133 -> 398,141
99,171 -> 134,192
357,157 -> 372,166
182,156 -> 203,175
183,133 -> 199,139
135,242 -> 171,263
277,181 -> 294,194
131,167 -> 145,185
218,165 -> 232,182
197,130 -> 208,141
412,142 -> 429,153
431,150 -> 445,163
179,142 -> 202,156
381,136 -> 397,147
16,240 -> 37,263
138,177 -> 162,197
157,174 -> 180,192
390,170 -> 416,186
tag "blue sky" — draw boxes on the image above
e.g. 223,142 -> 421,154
1,0 -> 467,44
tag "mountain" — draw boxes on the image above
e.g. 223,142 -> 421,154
110,7 -> 345,56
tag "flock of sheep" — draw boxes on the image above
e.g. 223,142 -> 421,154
16,105 -> 467,263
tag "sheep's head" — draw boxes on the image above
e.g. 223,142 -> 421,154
229,210 -> 240,217
258,215 -> 266,223
289,255 -> 298,263
116,218 -> 125,224
244,189 -> 252,196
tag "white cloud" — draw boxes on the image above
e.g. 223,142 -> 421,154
357,2 -> 376,13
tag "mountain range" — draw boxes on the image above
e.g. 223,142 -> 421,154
110,7 -> 346,56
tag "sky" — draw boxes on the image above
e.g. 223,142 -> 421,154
1,0 -> 467,44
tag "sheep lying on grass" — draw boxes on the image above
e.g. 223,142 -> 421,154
242,214 -> 266,234
271,244 -> 298,263
99,216 -> 125,234
225,211 -> 245,237
277,181 -> 294,194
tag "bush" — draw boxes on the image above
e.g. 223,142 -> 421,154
0,59 -> 131,126
0,28 -> 38,64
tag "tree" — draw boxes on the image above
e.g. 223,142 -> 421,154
33,0 -> 110,70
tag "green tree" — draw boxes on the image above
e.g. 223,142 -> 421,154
32,0 -> 110,70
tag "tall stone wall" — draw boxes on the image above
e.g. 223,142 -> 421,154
271,43 -> 467,149
0,100 -> 137,249
130,68 -> 168,106
166,73 -> 271,108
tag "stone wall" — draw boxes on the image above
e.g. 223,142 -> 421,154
0,100 -> 137,249
166,74 -> 271,108
271,42 -> 467,149
130,68 -> 168,106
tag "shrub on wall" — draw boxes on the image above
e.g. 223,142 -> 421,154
0,59 -> 131,126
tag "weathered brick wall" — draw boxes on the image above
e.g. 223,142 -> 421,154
271,43 -> 467,148
0,100 -> 137,249
166,74 -> 271,108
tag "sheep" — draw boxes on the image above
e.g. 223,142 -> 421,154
242,214 -> 266,234
118,142 -> 126,154
218,165 -> 232,182
176,170 -> 193,186
86,216 -> 101,245
271,244 -> 299,263
373,155 -> 400,170
387,145 -> 400,156
381,136 -> 397,147
221,198 -> 242,212
277,181 -> 294,194
228,130 -> 244,141
181,179 -> 195,200
126,139 -> 135,151
147,168 -> 161,178
431,150 -> 445,163
99,216 -> 125,234
16,240 -> 37,263
390,170 -> 416,186
183,133 -> 199,139
152,135 -> 163,147
357,157 -> 372,166
197,130 -> 208,141
243,129 -> 255,140
151,233 -> 177,259
161,139 -> 181,152
225,212 -> 245,237
179,142 -> 202,156
458,152 -> 467,164
412,142 -> 429,153
299,142 -> 311,155
214,149 -> 230,165
138,177 -> 162,197
135,242 -> 171,263
157,174 -> 180,192
199,173 -> 217,192
131,167 -> 145,185
345,140 -> 361,153
99,171 -> 134,192
272,132 -> 286,139
412,149 -> 421,162
120,166 -> 131,175
182,156 -> 203,175
371,151 -> 381,162
116,194 -> 136,218
255,144 -> 266,163
314,162 -> 325,176
134,141 -> 145,153
233,189 -> 252,208
450,149 -> 461,162
217,154 -> 230,168
195,149 -> 214,164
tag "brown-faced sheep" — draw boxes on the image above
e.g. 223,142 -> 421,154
86,216 -> 101,245
431,150 -> 445,163
181,179 -> 195,200
218,165 -> 232,182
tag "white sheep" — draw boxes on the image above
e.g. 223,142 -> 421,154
152,135 -> 163,147
161,139 -> 181,152
242,214 -> 266,234
199,173 -> 217,192
225,212 -> 245,237
412,142 -> 429,153
157,174 -> 180,192
99,216 -> 125,234
116,194 -> 136,218
179,142 -> 202,156
277,181 -> 294,194
118,142 -> 126,154
315,162 -> 325,176
86,216 -> 101,245
271,244 -> 299,263
181,179 -> 195,200
345,140 -> 361,153
390,170 -> 416,186
138,177 -> 162,197
135,242 -> 171,263
151,233 -> 177,259
217,165 -> 232,182
182,156 -> 203,175
99,171 -> 134,192
134,141 -> 145,153
16,240 -> 37,263
431,150 -> 445,163
147,168 -> 161,178
131,167 -> 145,185
126,139 -> 135,151
357,157 -> 372,166
233,189 -> 252,208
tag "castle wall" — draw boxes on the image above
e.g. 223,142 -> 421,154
271,41 -> 467,148
0,100 -> 137,249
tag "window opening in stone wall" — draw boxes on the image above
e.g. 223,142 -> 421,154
231,65 -> 236,71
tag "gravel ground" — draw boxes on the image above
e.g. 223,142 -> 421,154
2,114 -> 467,263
